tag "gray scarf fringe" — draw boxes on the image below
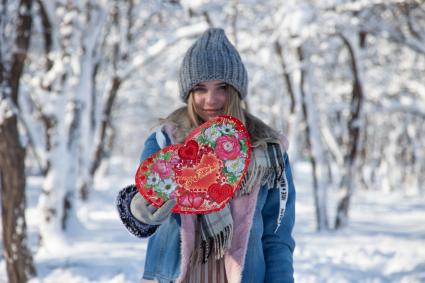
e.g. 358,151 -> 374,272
236,143 -> 286,197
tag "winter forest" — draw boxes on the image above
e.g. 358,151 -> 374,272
1,0 -> 424,282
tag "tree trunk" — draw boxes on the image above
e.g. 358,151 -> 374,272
0,0 -> 36,281
297,46 -> 329,231
335,33 -> 365,229
34,0 -> 78,241
37,107 -> 70,247
79,76 -> 121,199
0,116 -> 36,283
274,40 -> 303,161
274,41 -> 296,115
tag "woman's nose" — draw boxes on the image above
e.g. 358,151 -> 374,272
205,91 -> 216,104
205,90 -> 214,104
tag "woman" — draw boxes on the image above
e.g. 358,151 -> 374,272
117,28 -> 296,283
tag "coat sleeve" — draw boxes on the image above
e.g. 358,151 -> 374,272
116,132 -> 164,238
262,152 -> 296,283
139,131 -> 163,163
116,184 -> 160,238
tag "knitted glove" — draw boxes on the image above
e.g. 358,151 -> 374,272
130,192 -> 176,225
116,184 -> 159,238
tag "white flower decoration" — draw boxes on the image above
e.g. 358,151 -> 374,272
147,173 -> 160,186
225,159 -> 244,176
219,124 -> 236,135
204,126 -> 221,141
158,178 -> 177,194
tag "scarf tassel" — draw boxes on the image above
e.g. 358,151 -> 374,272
194,225 -> 233,265
236,144 -> 286,197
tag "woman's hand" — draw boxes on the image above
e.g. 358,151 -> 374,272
130,193 -> 176,225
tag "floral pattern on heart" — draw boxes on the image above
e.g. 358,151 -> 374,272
135,115 -> 251,214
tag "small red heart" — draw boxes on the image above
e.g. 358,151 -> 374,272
178,140 -> 199,160
189,193 -> 204,208
208,184 -> 233,203
178,194 -> 191,207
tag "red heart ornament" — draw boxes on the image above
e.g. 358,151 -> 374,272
135,116 -> 251,214
178,140 -> 199,160
178,193 -> 191,207
189,192 -> 204,209
208,184 -> 233,203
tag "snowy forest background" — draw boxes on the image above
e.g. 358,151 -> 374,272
1,0 -> 424,282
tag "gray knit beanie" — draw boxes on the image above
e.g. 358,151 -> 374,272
178,28 -> 248,102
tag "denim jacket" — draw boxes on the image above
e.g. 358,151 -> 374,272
127,131 -> 296,283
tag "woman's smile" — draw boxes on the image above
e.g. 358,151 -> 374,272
202,108 -> 224,114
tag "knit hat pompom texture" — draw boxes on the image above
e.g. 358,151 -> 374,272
179,28 -> 248,102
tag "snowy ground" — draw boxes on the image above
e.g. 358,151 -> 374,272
293,164 -> 425,283
1,160 -> 424,283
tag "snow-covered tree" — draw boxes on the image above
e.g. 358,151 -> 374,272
0,0 -> 36,282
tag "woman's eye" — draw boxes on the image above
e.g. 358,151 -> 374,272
193,87 -> 205,93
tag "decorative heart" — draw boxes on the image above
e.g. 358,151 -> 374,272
208,184 -> 233,203
177,193 -> 191,207
135,115 -> 251,214
178,140 -> 199,160
188,192 -> 205,209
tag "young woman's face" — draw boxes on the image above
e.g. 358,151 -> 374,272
192,80 -> 228,121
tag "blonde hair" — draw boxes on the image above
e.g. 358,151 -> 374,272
162,85 -> 280,147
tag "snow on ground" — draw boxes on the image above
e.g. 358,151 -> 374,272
293,163 -> 425,283
1,160 -> 424,282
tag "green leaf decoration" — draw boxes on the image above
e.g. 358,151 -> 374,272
155,188 -> 169,201
228,173 -> 237,184
162,152 -> 171,160
241,144 -> 248,152
239,140 -> 248,152
197,135 -> 208,145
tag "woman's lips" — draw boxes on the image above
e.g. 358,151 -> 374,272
203,109 -> 223,113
